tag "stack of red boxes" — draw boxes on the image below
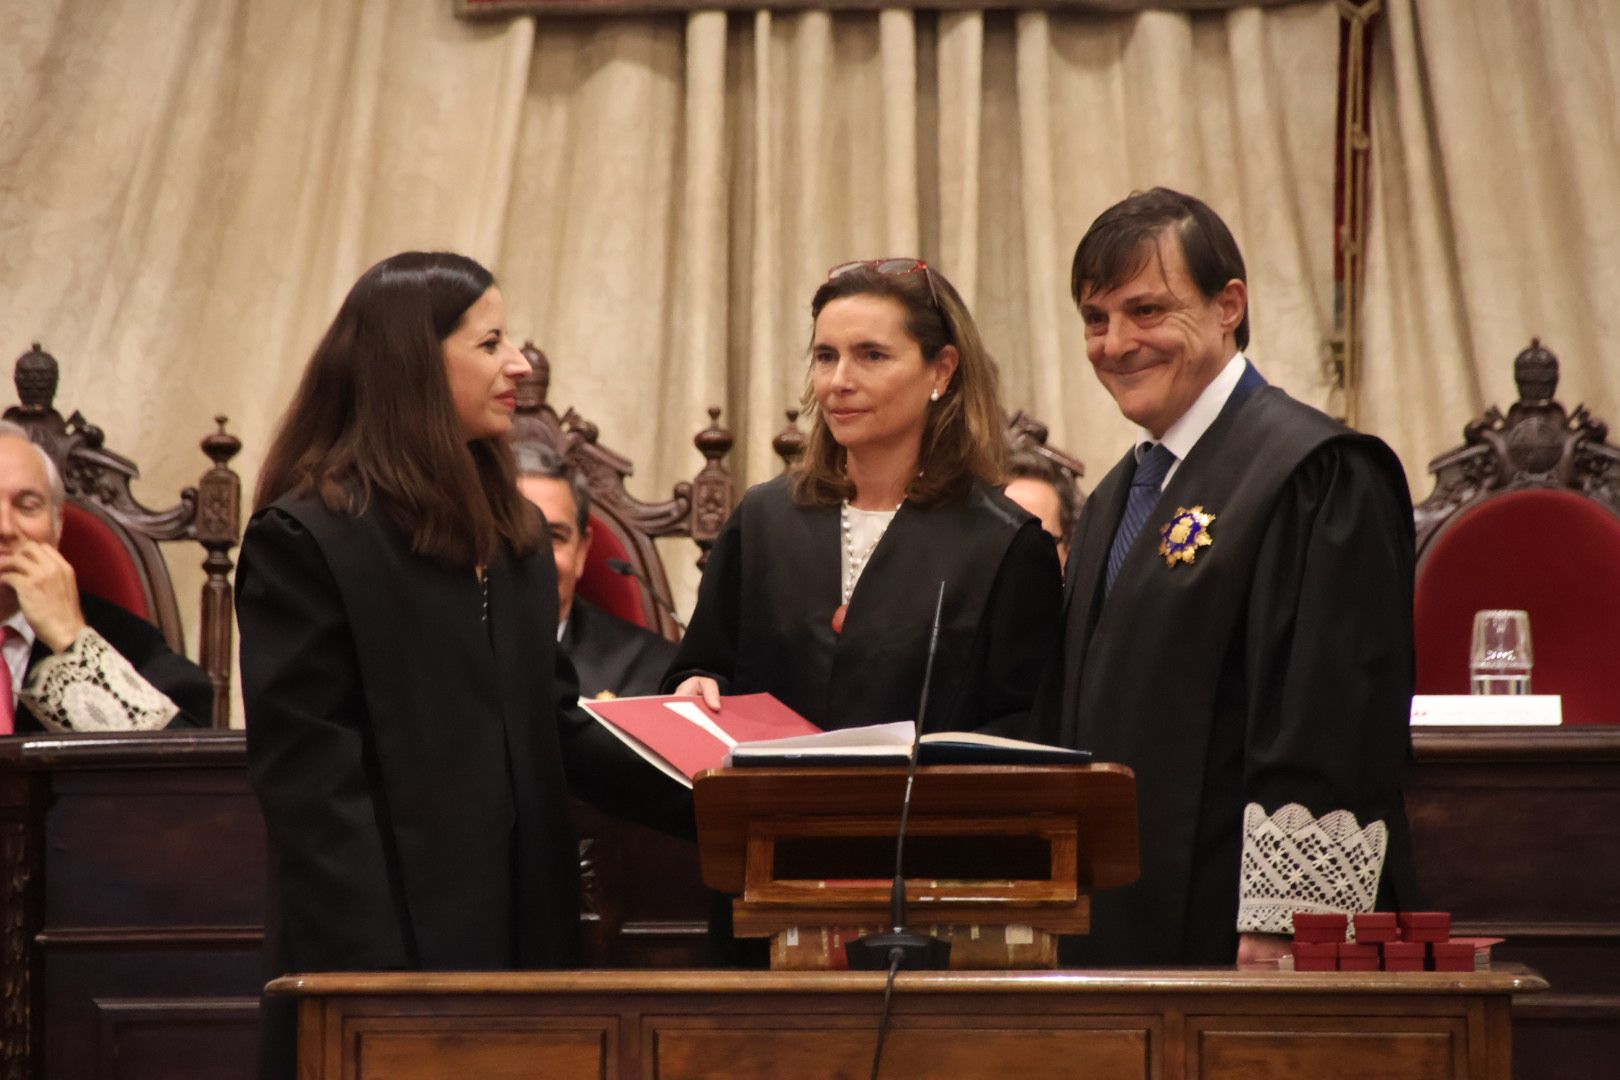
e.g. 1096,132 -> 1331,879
1288,911 -> 1490,972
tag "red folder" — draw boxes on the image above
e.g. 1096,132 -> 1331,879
580,694 -> 821,786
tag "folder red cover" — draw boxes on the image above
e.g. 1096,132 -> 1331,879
580,693 -> 1090,788
580,694 -> 821,787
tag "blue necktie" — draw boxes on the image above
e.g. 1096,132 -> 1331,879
1105,442 -> 1177,594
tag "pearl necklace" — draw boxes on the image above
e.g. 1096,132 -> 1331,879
840,500 -> 900,605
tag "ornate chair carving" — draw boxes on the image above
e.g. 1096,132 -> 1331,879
508,343 -> 733,641
1413,339 -> 1620,723
3,344 -> 242,728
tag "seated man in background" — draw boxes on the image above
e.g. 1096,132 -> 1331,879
0,421 -> 211,733
1003,450 -> 1083,570
515,444 -> 676,698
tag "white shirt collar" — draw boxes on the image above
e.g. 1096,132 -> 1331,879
1133,352 -> 1248,472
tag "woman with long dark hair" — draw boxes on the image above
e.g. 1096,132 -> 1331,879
666,259 -> 1061,736
238,251 -> 684,1077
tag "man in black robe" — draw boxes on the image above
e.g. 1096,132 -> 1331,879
515,444 -> 675,698
1037,188 -> 1418,966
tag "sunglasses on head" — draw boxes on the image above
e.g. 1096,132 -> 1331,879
826,258 -> 952,340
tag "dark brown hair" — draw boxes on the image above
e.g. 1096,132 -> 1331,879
792,262 -> 1008,507
1005,450 -> 1080,547
255,251 -> 541,567
513,442 -> 592,533
1070,187 -> 1249,350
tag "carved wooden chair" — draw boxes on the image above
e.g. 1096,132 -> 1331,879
1413,339 -> 1620,724
508,343 -> 731,964
507,343 -> 733,641
3,344 -> 242,728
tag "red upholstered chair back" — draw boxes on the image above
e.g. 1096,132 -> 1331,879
1412,339 -> 1620,725
1414,489 -> 1620,724
506,342 -> 734,644
58,501 -> 157,624
577,510 -> 652,629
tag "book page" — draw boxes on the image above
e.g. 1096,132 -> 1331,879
729,721 -> 915,754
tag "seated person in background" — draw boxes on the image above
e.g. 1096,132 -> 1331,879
666,259 -> 1061,737
0,421 -> 211,733
515,443 -> 676,698
1003,450 -> 1082,570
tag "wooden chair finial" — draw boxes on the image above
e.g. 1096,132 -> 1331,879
772,408 -> 806,471
13,342 -> 59,414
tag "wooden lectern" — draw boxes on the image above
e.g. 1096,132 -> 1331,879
693,764 -> 1139,969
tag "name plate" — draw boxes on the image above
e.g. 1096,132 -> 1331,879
1410,695 -> 1563,727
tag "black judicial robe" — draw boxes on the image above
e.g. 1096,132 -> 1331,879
1039,373 -> 1420,965
665,474 -> 1061,736
238,496 -> 689,1079
563,596 -> 677,699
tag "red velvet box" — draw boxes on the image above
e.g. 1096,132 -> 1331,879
1353,912 -> 1399,943
1430,941 -> 1475,972
1292,913 -> 1349,943
1382,941 -> 1426,972
1337,942 -> 1380,972
1397,911 -> 1452,943
1291,942 -> 1338,972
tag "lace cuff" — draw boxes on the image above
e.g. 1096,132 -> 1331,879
19,627 -> 180,732
1237,801 -> 1387,936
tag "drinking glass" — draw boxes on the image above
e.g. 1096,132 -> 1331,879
1470,609 -> 1533,695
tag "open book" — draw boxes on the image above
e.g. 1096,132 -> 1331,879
579,692 -> 1089,789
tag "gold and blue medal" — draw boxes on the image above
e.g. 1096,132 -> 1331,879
1158,506 -> 1216,567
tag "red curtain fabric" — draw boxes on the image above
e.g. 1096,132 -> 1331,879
1414,489 -> 1620,725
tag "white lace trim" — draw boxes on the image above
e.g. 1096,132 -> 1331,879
19,627 -> 179,732
1237,801 -> 1387,936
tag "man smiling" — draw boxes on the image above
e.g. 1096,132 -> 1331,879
1037,188 -> 1419,967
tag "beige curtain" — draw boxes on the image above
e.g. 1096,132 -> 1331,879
2,0 -> 1341,722
1361,0 -> 1620,498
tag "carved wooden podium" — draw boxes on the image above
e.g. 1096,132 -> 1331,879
693,764 -> 1139,969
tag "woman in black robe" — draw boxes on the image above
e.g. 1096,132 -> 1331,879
237,252 -> 687,1079
666,260 -> 1061,736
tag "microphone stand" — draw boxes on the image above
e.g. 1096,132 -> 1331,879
605,557 -> 688,632
845,580 -> 952,972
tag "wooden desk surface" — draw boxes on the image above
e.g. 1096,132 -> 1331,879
268,965 -> 1547,998
272,966 -> 1543,1080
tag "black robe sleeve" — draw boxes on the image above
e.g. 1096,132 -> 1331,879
237,508 -> 414,971
68,594 -> 214,728
1238,440 -> 1417,929
556,645 -> 696,840
659,506 -> 744,694
958,521 -> 1062,739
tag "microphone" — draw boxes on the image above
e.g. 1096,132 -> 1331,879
605,558 -> 688,632
846,580 -> 953,973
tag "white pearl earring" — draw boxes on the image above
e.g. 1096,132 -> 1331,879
930,388 -> 941,402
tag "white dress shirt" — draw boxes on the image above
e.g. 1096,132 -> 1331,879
2,610 -> 37,701
1132,351 -> 1249,487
